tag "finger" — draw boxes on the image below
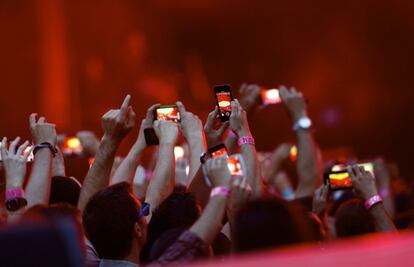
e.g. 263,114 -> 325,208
29,113 -> 37,128
321,184 -> 329,198
16,140 -> 29,157
1,137 -> 7,159
279,85 -> 288,100
22,145 -> 34,162
233,176 -> 242,187
205,109 -> 218,130
146,103 -> 160,120
239,83 -> 247,95
176,101 -> 187,115
38,117 -> 46,123
9,137 -> 21,155
119,94 -> 131,117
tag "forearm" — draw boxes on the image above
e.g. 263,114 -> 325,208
145,143 -> 175,213
186,132 -> 207,186
240,141 -> 262,196
25,149 -> 53,207
370,203 -> 397,233
190,195 -> 228,245
78,136 -> 119,212
295,131 -> 321,197
111,142 -> 145,185
224,133 -> 238,155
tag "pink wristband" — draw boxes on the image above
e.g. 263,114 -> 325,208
365,195 -> 383,210
6,188 -> 25,200
237,136 -> 255,147
210,186 -> 231,198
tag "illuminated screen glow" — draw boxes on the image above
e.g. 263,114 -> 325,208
261,89 -> 281,105
156,106 -> 181,122
329,172 -> 352,189
228,157 -> 243,176
216,92 -> 232,116
211,147 -> 228,158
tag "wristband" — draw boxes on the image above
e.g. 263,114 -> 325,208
210,186 -> 231,198
237,136 -> 255,147
6,188 -> 25,200
33,142 -> 57,157
364,195 -> 383,210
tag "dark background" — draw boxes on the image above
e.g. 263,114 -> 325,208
1,0 -> 413,178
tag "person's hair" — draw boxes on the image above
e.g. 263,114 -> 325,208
234,198 -> 315,252
141,190 -> 200,262
49,176 -> 82,207
148,227 -> 186,261
335,199 -> 376,238
82,182 -> 140,260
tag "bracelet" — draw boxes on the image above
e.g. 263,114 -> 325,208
210,186 -> 231,198
6,188 -> 25,200
364,195 -> 383,210
33,142 -> 57,157
237,136 -> 255,147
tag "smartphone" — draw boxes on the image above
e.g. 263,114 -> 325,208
214,85 -> 233,122
324,170 -> 353,191
155,105 -> 181,123
331,162 -> 374,176
144,128 -> 159,146
208,143 -> 228,158
0,142 -> 34,162
261,88 -> 282,105
228,154 -> 246,176
62,137 -> 83,155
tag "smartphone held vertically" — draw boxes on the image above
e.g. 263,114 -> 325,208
214,85 -> 233,122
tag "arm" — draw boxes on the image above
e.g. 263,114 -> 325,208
230,99 -> 263,196
111,104 -> 159,185
176,101 -> 207,185
349,165 -> 396,233
280,86 -> 321,198
374,158 -> 395,219
189,156 -> 232,245
144,120 -> 178,221
51,147 -> 66,177
1,137 -> 33,222
25,114 -> 57,207
78,95 -> 136,212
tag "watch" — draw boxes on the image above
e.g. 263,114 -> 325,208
33,142 -> 58,157
5,197 -> 28,212
293,117 -> 312,131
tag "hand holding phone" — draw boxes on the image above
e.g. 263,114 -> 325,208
214,85 -> 233,122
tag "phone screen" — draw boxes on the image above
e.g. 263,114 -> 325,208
156,105 -> 181,123
227,157 -> 243,176
325,170 -> 353,191
261,88 -> 281,105
63,137 -> 83,154
214,85 -> 233,122
208,143 -> 228,159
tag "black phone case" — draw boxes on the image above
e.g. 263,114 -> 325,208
144,128 -> 159,146
213,84 -> 233,122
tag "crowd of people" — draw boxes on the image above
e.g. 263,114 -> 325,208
0,84 -> 409,266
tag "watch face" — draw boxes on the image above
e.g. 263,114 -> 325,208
299,117 -> 312,129
6,198 -> 27,212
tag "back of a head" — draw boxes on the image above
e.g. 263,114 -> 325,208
335,199 -> 376,238
83,182 -> 140,260
49,176 -> 81,207
234,198 -> 313,253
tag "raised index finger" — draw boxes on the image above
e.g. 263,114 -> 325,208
120,94 -> 131,110
29,113 -> 37,128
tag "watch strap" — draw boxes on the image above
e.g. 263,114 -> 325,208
33,142 -> 57,157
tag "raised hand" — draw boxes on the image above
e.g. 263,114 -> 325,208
1,137 -> 33,188
101,95 -> 136,142
279,86 -> 307,122
229,176 -> 252,212
204,106 -> 230,147
229,99 -> 251,137
176,101 -> 203,141
239,83 -> 261,113
153,120 -> 179,146
205,156 -> 232,188
136,103 -> 160,148
29,114 -> 57,146
348,165 -> 378,200
77,131 -> 100,157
